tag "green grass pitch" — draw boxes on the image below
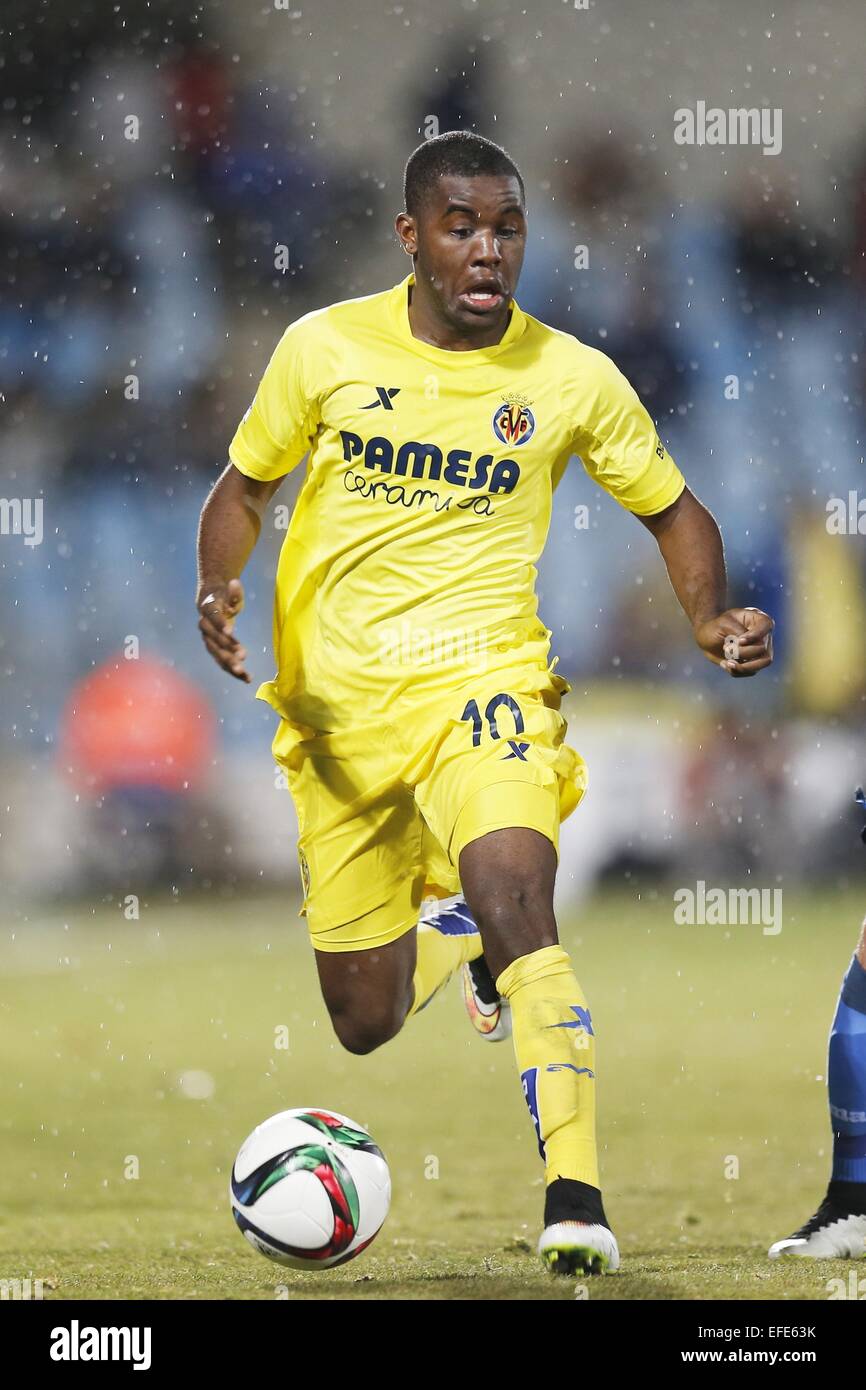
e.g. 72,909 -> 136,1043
0,887 -> 862,1301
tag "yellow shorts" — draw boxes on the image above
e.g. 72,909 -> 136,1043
272,662 -> 588,954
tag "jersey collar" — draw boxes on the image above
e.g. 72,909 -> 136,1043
388,272 -> 526,363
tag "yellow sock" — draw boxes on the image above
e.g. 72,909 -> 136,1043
409,911 -> 484,1016
496,943 -> 599,1190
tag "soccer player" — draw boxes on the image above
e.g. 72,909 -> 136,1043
197,131 -> 774,1276
768,790 -> 866,1260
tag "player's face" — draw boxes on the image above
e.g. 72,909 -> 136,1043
397,174 -> 527,333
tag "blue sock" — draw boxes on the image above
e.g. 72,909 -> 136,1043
829,955 -> 866,1184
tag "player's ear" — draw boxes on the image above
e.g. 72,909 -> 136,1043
395,211 -> 418,256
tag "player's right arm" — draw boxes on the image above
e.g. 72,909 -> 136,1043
196,314 -> 323,682
196,466 -> 282,683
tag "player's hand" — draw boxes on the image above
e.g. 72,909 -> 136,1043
197,578 -> 251,683
694,606 -> 774,677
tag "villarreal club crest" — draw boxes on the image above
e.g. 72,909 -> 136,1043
492,394 -> 536,448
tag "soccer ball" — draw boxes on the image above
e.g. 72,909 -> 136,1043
230,1108 -> 391,1269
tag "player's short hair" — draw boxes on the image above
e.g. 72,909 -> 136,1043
403,131 -> 525,216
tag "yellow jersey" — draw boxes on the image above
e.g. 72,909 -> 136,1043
229,272 -> 685,735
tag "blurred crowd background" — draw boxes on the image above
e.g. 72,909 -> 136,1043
1,0 -> 865,907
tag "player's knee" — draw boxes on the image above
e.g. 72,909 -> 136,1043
467,876 -> 557,977
329,1004 -> 404,1056
473,877 -> 553,936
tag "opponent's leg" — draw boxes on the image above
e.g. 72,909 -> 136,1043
769,915 -> 866,1259
459,827 -> 618,1275
829,919 -> 866,1190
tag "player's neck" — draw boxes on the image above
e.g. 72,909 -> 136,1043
406,281 -> 511,352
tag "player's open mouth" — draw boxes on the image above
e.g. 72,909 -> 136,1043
459,287 -> 506,312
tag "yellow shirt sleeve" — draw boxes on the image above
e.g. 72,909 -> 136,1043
568,345 -> 686,516
229,317 -> 322,482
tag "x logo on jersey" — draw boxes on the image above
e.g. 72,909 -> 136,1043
362,386 -> 401,410
502,739 -> 530,761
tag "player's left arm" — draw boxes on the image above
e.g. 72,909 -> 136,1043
636,486 -> 774,678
